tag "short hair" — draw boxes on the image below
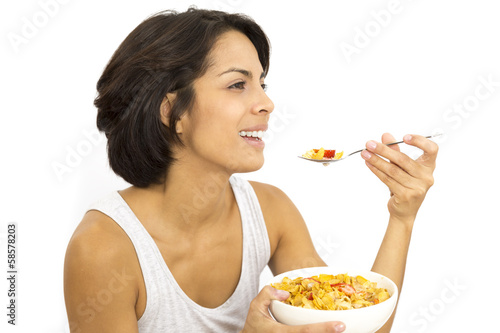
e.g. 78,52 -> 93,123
94,7 -> 270,187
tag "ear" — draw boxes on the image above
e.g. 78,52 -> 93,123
160,92 -> 185,134
159,93 -> 174,125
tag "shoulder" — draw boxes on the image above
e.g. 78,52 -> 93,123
247,180 -> 325,274
247,180 -> 302,246
65,210 -> 138,270
64,210 -> 141,330
248,180 -> 297,212
248,181 -> 305,227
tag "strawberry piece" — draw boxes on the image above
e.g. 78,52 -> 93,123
330,283 -> 356,296
323,150 -> 336,159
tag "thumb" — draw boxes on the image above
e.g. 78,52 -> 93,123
253,285 -> 290,314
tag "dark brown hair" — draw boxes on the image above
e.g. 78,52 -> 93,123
94,7 -> 270,187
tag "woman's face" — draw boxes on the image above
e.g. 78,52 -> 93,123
176,29 -> 274,173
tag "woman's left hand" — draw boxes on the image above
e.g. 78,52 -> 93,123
361,133 -> 439,222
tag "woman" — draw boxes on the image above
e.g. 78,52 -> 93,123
64,8 -> 438,333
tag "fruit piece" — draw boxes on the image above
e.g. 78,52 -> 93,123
334,151 -> 344,160
304,277 -> 319,283
312,148 -> 325,160
323,150 -> 336,159
356,275 -> 368,284
330,283 -> 356,296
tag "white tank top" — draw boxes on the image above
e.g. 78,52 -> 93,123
87,176 -> 271,332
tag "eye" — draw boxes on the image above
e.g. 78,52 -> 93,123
229,81 -> 246,90
261,83 -> 268,92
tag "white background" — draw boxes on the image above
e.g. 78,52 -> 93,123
1,0 -> 499,332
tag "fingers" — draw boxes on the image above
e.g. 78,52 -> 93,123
362,139 -> 422,180
380,133 -> 401,197
362,153 -> 412,199
363,133 -> 439,178
260,287 -> 346,333
403,134 -> 439,167
244,286 -> 346,333
381,132 -> 400,152
361,134 -> 438,218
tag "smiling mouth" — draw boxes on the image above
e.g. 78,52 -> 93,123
239,130 -> 265,141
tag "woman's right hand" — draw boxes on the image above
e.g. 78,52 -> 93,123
240,286 -> 346,333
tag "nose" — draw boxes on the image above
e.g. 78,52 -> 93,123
252,88 -> 274,115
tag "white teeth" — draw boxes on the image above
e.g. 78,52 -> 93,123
239,130 -> 265,139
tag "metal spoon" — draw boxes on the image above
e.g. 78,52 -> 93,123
298,133 -> 442,166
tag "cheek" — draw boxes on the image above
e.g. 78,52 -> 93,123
184,112 -> 238,152
193,103 -> 239,139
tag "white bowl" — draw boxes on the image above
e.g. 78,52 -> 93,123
268,267 -> 398,333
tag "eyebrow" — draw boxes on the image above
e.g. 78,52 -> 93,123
218,67 -> 266,79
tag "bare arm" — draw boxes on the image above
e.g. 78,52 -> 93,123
361,133 -> 439,333
242,182 -> 345,332
64,211 -> 141,333
250,181 -> 326,276
245,133 -> 437,333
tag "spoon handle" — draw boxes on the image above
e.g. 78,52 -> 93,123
348,135 -> 437,157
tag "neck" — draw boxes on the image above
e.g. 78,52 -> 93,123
137,158 -> 234,233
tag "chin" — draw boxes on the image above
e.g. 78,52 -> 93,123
244,159 -> 265,173
225,154 -> 265,174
